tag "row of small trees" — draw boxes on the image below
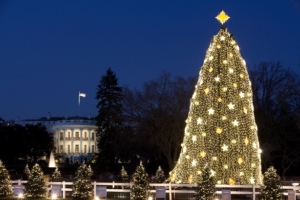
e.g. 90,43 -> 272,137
0,160 -> 284,200
113,163 -> 284,200
194,166 -> 282,200
0,160 -> 164,200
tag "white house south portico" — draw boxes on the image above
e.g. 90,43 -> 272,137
53,116 -> 97,163
16,114 -> 98,164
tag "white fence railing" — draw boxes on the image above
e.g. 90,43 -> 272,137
11,180 -> 300,200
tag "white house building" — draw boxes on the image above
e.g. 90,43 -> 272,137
16,113 -> 98,163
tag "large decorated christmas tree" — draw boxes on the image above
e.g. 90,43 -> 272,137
169,11 -> 262,185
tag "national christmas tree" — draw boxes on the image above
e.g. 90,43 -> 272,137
24,163 -> 47,197
195,167 -> 216,200
169,11 -> 262,185
52,167 -> 62,181
0,160 -> 13,197
155,166 -> 165,183
131,162 -> 149,200
260,166 -> 282,200
72,163 -> 93,200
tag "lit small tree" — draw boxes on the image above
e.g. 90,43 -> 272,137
260,166 -> 282,200
155,166 -> 165,183
72,163 -> 93,200
0,160 -> 13,197
120,166 -> 129,182
131,162 -> 149,200
24,163 -> 47,197
52,167 -> 62,181
195,167 -> 216,200
24,164 -> 31,180
119,166 -> 129,189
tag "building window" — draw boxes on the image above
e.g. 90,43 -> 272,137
75,145 -> 79,154
60,132 -> 63,140
92,145 -> 94,153
92,132 -> 95,140
84,145 -> 87,154
68,132 -> 70,138
75,132 -> 79,139
68,145 -> 70,154
60,145 -> 63,153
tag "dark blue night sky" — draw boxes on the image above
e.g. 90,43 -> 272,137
1,0 -> 300,120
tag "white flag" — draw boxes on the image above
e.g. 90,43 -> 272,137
79,92 -> 86,97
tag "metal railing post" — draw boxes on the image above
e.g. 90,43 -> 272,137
62,181 -> 65,199
252,184 -> 255,200
169,182 -> 172,200
94,181 -> 96,198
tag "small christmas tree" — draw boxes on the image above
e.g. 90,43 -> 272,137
52,167 -> 62,181
0,160 -> 13,197
260,166 -> 282,200
24,163 -> 47,197
195,167 -> 216,200
72,163 -> 93,200
131,162 -> 150,200
120,166 -> 129,182
23,164 -> 31,180
155,166 -> 165,183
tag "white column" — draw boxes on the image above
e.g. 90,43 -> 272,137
94,131 -> 97,152
80,129 -> 83,154
55,129 -> 59,153
71,129 -> 74,154
88,129 -> 91,154
57,129 -> 60,153
63,129 -> 66,154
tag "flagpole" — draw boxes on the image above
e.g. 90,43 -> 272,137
78,91 -> 80,116
78,91 -> 86,116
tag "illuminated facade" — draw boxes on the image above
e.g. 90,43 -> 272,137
52,117 -> 97,163
17,113 -> 98,163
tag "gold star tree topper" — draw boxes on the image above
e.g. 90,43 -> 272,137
216,10 -> 230,24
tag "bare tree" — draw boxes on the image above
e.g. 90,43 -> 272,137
123,72 -> 196,171
250,61 -> 300,176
